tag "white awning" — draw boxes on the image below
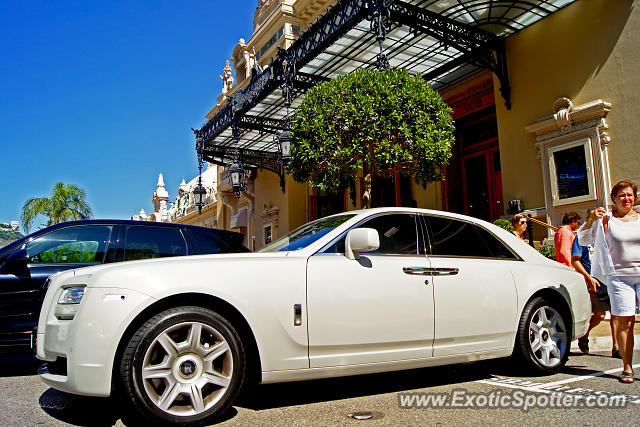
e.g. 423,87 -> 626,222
230,207 -> 248,229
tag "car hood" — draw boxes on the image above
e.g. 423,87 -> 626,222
63,251 -> 293,284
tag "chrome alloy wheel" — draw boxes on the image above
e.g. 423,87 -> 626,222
528,305 -> 567,368
141,321 -> 233,416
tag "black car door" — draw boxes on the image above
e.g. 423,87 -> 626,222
0,224 -> 114,350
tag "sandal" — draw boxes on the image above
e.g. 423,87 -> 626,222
620,371 -> 634,383
578,337 -> 589,354
612,349 -> 622,359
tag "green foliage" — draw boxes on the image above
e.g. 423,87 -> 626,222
493,218 -> 514,233
38,242 -> 99,263
290,68 -> 455,192
21,182 -> 93,233
0,229 -> 23,248
537,243 -> 556,260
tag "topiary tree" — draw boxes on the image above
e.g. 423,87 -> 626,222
289,67 -> 455,208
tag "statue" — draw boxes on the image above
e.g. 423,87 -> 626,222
220,60 -> 234,98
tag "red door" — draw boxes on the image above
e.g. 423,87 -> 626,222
461,146 -> 503,221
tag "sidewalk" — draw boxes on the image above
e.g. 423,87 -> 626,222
571,315 -> 640,352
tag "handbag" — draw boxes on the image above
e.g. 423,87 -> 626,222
595,279 -> 610,303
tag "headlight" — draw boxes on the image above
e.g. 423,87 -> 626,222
55,286 -> 86,320
58,286 -> 86,304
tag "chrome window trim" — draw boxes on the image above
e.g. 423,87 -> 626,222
420,213 -> 523,261
315,211 -> 421,256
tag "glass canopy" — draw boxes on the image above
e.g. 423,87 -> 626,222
195,0 -> 575,186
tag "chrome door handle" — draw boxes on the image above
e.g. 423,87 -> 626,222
430,267 -> 459,276
403,267 -> 431,276
403,267 -> 459,276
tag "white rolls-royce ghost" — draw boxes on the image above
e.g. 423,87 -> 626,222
36,208 -> 589,425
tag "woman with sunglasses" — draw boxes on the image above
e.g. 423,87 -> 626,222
510,213 -> 528,240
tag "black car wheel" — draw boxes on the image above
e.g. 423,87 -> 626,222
514,297 -> 569,374
119,306 -> 246,425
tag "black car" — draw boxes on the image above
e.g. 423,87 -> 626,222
0,220 -> 249,354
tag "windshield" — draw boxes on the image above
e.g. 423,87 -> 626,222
259,214 -> 356,252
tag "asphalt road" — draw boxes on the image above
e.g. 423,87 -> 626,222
1,348 -> 639,426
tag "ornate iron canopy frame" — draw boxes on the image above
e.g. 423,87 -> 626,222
194,0 -> 574,192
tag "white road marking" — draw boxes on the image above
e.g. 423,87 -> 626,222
543,364 -> 640,387
476,363 -> 640,404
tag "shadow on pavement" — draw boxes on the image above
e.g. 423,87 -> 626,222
35,356 -> 619,425
38,388 -> 239,426
237,359 -> 511,411
39,389 -> 119,426
0,354 -> 40,377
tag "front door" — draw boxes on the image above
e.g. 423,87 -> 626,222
306,213 -> 434,367
0,224 -> 114,350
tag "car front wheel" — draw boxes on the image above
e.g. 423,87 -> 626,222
514,297 -> 569,374
119,306 -> 246,425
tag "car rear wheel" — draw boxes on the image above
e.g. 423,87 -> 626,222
119,306 -> 246,425
514,297 -> 569,374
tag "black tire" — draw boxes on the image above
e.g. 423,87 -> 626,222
513,297 -> 569,375
119,306 -> 246,426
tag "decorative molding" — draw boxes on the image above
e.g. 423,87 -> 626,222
258,203 -> 280,229
526,99 -> 611,137
526,98 -> 613,232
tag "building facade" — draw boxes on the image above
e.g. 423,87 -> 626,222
179,0 -> 638,251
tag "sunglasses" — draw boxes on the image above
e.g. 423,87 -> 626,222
519,220 -> 527,224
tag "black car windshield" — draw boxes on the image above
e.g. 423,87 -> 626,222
259,214 -> 356,252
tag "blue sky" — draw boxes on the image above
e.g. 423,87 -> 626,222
0,0 -> 256,232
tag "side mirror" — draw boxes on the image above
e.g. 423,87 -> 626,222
3,248 -> 29,275
345,228 -> 380,260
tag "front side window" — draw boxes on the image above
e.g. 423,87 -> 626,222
426,216 -> 515,259
323,213 -> 419,255
124,226 -> 187,261
25,225 -> 112,264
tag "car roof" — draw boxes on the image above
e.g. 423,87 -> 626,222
0,219 -> 244,256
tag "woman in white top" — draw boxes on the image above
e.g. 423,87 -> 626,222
578,180 -> 640,383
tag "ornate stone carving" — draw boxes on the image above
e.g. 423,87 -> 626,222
535,118 -> 604,144
258,203 -> 279,229
552,97 -> 573,133
220,60 -> 234,99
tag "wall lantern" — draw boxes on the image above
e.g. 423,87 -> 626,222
193,177 -> 207,214
279,129 -> 292,162
228,151 -> 246,198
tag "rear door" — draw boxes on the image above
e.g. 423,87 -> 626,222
421,215 -> 518,357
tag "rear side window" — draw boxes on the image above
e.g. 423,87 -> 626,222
426,216 -> 516,259
25,225 -> 112,264
186,229 -> 250,254
124,226 -> 187,261
188,230 -> 223,254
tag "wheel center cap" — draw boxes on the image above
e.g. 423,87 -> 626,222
172,353 -> 203,383
542,330 -> 549,341
180,360 -> 196,377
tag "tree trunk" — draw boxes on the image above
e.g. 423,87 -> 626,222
362,173 -> 372,209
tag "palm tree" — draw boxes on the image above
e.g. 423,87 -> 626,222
21,182 -> 93,232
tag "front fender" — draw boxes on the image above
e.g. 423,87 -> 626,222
89,254 -> 310,372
